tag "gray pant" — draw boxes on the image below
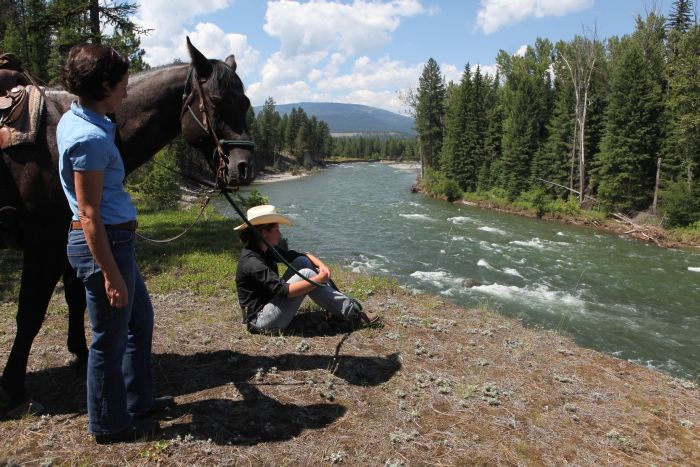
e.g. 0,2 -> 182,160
253,256 -> 356,331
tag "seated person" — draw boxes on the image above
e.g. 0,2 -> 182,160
234,204 -> 379,332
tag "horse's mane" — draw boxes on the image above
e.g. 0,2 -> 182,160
127,63 -> 186,87
205,59 -> 244,95
128,60 -> 243,95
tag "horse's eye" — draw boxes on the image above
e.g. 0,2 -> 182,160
210,95 -> 223,104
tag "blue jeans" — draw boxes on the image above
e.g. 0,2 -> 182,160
67,228 -> 154,435
253,256 -> 357,331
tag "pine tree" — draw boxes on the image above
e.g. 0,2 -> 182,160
480,72 -> 503,190
663,25 -> 700,198
462,65 -> 488,191
440,67 -> 470,188
415,58 -> 446,177
0,18 -> 23,58
531,46 -> 577,197
293,121 -> 310,165
255,97 -> 280,167
108,27 -> 148,72
596,34 -> 664,212
495,40 -> 554,198
667,0 -> 695,31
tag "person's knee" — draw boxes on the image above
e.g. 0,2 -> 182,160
298,267 -> 316,278
291,255 -> 314,270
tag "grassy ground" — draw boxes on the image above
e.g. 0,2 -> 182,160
1,206 -> 699,465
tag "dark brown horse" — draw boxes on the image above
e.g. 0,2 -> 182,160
0,39 -> 256,414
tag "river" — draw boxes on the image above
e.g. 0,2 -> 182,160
218,162 -> 700,379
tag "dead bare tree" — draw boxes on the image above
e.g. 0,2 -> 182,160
560,27 -> 599,205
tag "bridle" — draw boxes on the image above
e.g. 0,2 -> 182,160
180,66 -> 255,188
177,66 -> 330,291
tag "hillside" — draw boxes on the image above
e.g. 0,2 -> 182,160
255,102 -> 415,136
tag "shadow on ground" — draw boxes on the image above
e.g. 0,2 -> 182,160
258,310 -> 379,337
20,349 -> 400,445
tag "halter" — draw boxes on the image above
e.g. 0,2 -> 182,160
178,67 -> 332,291
180,66 -> 255,187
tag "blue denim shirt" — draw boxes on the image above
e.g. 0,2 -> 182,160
57,101 -> 136,224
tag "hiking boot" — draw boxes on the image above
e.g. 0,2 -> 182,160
134,396 -> 175,419
94,418 -> 160,444
356,310 -> 381,326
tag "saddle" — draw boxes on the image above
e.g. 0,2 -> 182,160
0,53 -> 44,150
0,84 -> 44,150
0,53 -> 27,95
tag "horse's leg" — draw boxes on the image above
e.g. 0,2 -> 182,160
1,242 -> 64,412
63,265 -> 88,369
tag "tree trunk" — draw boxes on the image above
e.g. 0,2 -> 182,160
89,0 -> 101,44
579,89 -> 589,204
652,156 -> 662,215
569,118 -> 577,194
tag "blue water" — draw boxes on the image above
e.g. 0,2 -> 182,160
219,163 -> 700,379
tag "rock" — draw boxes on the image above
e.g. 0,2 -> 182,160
463,278 -> 482,288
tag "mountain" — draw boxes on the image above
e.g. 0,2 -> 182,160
254,102 -> 415,137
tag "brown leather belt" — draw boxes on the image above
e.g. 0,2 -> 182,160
71,220 -> 137,231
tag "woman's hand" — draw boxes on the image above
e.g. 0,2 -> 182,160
313,268 -> 330,283
317,264 -> 331,280
306,252 -> 331,281
75,170 -> 129,309
104,272 -> 129,308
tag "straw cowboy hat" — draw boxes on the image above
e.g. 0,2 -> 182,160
234,204 -> 293,231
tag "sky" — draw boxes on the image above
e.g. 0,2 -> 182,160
132,0 -> 678,114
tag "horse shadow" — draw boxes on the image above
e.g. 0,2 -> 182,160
23,349 -> 401,445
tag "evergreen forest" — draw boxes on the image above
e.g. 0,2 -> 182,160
410,2 -> 699,228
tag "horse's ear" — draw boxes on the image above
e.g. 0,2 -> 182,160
187,36 -> 213,79
225,55 -> 237,72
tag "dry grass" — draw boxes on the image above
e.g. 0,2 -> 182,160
1,277 -> 699,466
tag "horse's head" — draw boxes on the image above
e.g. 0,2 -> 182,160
180,38 -> 256,186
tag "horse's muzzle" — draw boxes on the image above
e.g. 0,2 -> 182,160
226,148 -> 256,186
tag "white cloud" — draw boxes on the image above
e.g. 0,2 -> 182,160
133,0 -> 259,77
248,54 -> 429,113
476,0 -> 594,34
135,0 -> 229,63
515,44 -> 529,56
263,0 -> 425,56
247,1 -> 429,112
134,0 -> 440,114
442,64 -> 462,85
473,64 -> 499,78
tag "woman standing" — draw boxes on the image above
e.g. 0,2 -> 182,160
57,44 -> 172,444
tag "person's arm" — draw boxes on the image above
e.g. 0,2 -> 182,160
287,252 -> 329,298
74,170 -> 128,308
304,252 -> 331,279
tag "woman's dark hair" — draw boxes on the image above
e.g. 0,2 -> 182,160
61,44 -> 130,101
238,223 -> 275,246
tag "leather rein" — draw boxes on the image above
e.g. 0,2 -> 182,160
171,67 -> 328,289
180,66 -> 255,188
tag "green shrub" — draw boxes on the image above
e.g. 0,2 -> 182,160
660,181 -> 700,228
517,188 -> 550,218
423,169 -> 463,202
547,197 -> 582,217
127,148 -> 180,210
236,189 -> 269,211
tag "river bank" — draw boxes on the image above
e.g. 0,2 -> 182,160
453,197 -> 700,250
255,161 -> 698,250
1,207 -> 698,465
